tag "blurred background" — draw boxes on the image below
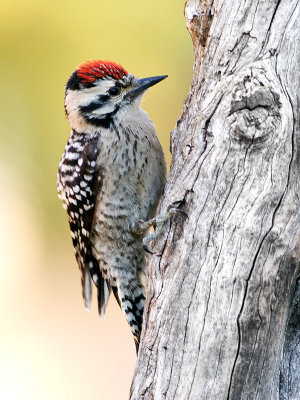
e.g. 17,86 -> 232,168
0,1 -> 193,399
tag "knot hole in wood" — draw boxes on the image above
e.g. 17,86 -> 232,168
227,69 -> 282,147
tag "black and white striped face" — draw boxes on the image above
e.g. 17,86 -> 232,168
65,74 -> 135,132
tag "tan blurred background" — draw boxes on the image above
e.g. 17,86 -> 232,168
0,1 -> 193,399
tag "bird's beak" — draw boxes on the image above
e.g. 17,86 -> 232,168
125,75 -> 168,100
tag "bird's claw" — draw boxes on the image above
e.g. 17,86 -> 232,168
166,199 -> 188,219
168,199 -> 185,209
141,199 -> 188,254
143,244 -> 155,254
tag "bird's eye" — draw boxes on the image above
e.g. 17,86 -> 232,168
108,86 -> 121,96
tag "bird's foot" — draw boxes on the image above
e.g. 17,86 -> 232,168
130,217 -> 158,236
131,200 -> 187,254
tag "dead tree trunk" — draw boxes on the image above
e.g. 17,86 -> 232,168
130,1 -> 300,399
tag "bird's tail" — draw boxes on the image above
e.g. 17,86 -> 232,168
116,279 -> 145,353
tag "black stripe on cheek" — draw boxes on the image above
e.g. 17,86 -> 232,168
80,95 -> 109,113
82,104 -> 120,129
83,114 -> 113,129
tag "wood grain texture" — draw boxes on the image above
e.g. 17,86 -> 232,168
130,1 -> 300,399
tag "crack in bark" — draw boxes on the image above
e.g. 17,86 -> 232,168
227,159 -> 292,399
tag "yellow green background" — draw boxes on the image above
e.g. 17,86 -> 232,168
0,1 -> 193,398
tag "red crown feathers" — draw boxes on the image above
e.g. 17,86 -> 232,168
76,60 -> 128,84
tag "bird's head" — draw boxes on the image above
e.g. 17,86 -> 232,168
64,60 -> 167,133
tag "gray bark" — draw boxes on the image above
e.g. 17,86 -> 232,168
130,1 -> 300,399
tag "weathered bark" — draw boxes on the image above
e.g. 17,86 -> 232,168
130,1 -> 300,399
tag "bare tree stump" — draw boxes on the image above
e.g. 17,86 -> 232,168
130,1 -> 300,399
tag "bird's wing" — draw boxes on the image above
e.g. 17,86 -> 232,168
58,133 -> 109,310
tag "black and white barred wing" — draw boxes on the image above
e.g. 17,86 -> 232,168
57,133 -> 110,311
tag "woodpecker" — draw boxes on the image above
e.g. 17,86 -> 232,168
57,60 -> 167,350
